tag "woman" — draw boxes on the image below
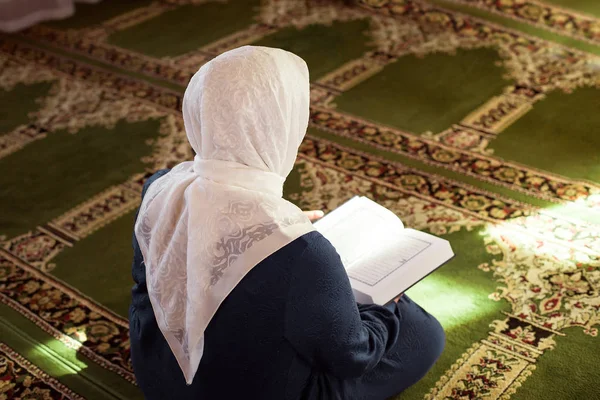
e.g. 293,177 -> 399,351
130,46 -> 445,400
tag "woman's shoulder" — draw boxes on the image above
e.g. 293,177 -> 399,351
291,230 -> 342,269
283,231 -> 349,296
142,169 -> 171,197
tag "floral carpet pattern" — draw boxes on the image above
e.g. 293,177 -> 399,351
0,343 -> 84,400
441,0 -> 600,45
0,0 -> 598,399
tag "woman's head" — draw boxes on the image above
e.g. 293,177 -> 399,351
182,46 -> 310,179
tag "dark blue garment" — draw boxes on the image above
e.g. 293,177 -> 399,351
129,170 -> 445,400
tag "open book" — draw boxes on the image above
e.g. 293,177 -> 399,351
313,196 -> 454,305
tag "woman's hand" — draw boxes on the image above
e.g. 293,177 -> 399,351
393,294 -> 404,303
303,210 -> 325,222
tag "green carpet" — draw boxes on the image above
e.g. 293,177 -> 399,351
401,227 -> 510,399
47,0 -> 152,30
1,0 -> 598,399
0,119 -> 161,238
335,48 -> 510,134
51,210 -> 139,319
430,0 -> 600,55
109,0 -> 261,57
494,87 -> 600,183
254,19 -> 375,79
0,82 -> 52,136
510,327 -> 600,400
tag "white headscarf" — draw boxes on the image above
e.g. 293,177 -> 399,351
134,46 -> 315,384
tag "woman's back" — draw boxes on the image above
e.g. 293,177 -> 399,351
130,215 -> 312,399
130,171 -> 445,400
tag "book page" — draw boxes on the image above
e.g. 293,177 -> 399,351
314,196 -> 405,270
347,233 -> 432,286
317,207 -> 391,266
315,198 -> 454,305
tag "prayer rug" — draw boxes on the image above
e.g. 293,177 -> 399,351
1,0 -> 599,399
